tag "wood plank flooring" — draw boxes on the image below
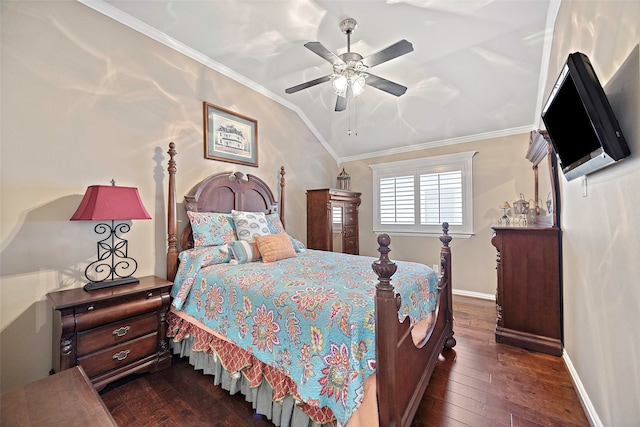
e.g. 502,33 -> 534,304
101,296 -> 589,426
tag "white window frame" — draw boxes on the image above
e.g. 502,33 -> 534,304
370,151 -> 476,238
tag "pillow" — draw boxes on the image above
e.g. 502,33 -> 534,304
254,233 -> 297,263
290,236 -> 306,253
229,240 -> 261,264
266,213 -> 286,234
232,210 -> 271,241
187,211 -> 236,247
178,244 -> 232,267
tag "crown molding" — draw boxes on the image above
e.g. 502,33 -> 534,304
338,125 -> 534,163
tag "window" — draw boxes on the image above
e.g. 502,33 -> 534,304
371,151 -> 476,237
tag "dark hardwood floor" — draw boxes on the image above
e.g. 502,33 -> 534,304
101,296 -> 589,426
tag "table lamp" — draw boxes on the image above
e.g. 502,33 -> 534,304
71,182 -> 151,291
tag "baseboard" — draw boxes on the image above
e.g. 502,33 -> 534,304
562,349 -> 603,427
452,289 -> 495,301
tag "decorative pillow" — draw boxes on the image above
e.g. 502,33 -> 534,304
229,240 -> 261,264
178,244 -> 232,267
187,211 -> 236,247
232,210 -> 271,241
290,236 -> 306,252
254,233 -> 297,263
266,213 -> 286,234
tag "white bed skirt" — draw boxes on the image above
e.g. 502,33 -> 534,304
170,337 -> 334,427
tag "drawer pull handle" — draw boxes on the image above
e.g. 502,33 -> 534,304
112,326 -> 130,337
147,292 -> 153,298
87,305 -> 94,311
112,350 -> 130,361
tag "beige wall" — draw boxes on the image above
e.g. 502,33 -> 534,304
542,1 -> 640,425
0,1 -> 335,392
341,133 -> 552,297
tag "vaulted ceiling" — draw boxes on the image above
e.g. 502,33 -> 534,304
84,0 -> 557,161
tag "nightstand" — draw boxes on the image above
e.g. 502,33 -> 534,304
47,276 -> 173,391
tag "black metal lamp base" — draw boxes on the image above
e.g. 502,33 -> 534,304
84,276 -> 140,291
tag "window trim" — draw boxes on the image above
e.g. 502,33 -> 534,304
370,151 -> 477,238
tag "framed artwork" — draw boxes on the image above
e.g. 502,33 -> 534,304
203,102 -> 258,167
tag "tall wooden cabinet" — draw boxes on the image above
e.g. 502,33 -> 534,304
491,226 -> 563,356
307,188 -> 361,255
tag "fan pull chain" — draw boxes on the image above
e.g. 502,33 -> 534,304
348,95 -> 358,136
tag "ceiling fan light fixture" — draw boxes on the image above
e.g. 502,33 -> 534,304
333,74 -> 348,97
351,75 -> 366,97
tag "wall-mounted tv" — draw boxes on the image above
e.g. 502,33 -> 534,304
541,52 -> 630,181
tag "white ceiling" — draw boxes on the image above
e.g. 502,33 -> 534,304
84,0 -> 557,161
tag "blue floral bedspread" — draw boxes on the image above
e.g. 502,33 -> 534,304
171,248 -> 438,426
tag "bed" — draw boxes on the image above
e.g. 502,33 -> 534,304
165,142 -> 456,427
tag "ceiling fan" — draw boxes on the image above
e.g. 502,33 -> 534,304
285,18 -> 414,112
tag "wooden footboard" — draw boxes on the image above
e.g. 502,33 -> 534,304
373,225 -> 455,427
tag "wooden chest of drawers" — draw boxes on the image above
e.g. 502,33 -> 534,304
47,276 -> 173,391
306,188 -> 361,255
491,226 -> 563,356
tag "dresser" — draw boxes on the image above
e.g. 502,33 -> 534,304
47,276 -> 173,391
491,226 -> 563,356
307,188 -> 361,255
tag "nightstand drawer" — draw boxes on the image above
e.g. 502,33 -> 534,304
79,332 -> 158,379
75,293 -> 164,332
77,312 -> 158,356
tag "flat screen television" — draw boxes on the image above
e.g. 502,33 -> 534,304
541,52 -> 630,181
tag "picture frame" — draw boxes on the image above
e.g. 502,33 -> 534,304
203,102 -> 258,167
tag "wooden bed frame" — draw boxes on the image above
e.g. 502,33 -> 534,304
165,142 -> 456,427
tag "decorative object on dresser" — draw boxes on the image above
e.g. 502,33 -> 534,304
0,366 -> 117,426
498,201 -> 511,225
165,142 -> 456,427
512,193 -> 530,225
70,182 -> 151,291
337,167 -> 351,190
47,276 -> 173,391
203,101 -> 258,167
491,226 -> 562,356
306,188 -> 361,254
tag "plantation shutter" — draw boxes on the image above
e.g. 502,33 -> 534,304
379,175 -> 415,225
420,171 -> 463,225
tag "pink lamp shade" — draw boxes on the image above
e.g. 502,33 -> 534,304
71,185 -> 151,221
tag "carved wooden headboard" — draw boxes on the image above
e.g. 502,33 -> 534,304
166,142 -> 285,280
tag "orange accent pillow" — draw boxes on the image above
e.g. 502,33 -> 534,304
254,233 -> 297,263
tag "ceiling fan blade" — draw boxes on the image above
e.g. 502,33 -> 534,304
304,42 -> 345,66
366,74 -> 408,97
335,95 -> 348,112
285,75 -> 332,94
362,39 -> 414,68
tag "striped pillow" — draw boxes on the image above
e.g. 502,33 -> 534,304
229,240 -> 261,264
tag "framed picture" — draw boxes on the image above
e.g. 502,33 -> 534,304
203,102 -> 258,167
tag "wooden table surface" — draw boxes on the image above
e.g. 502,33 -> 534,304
1,365 -> 116,426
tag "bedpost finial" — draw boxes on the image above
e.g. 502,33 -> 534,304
372,233 -> 397,289
439,222 -> 451,247
377,233 -> 391,251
